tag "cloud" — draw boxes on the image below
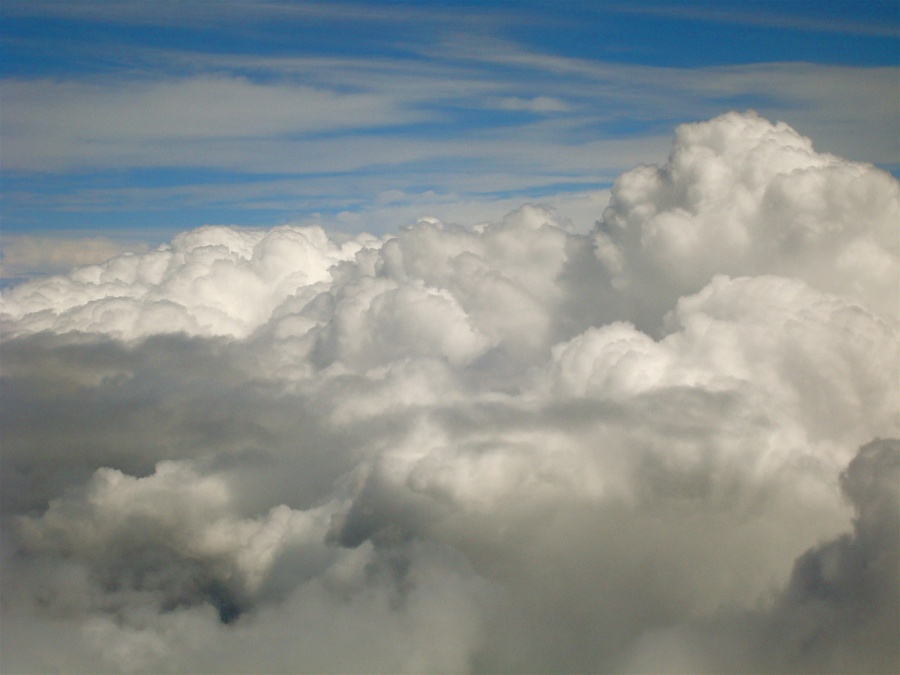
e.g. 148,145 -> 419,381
771,438 -> 900,671
0,76 -> 418,172
597,110 -> 899,323
621,438 -> 900,674
2,225 -> 371,339
1,234 -> 149,283
3,44 -> 896,179
487,96 -> 571,112
15,459 -> 348,623
1,112 -> 897,673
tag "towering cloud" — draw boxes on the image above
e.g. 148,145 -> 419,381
1,112 -> 897,673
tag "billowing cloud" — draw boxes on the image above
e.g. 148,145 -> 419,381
1,112 -> 897,673
597,111 -> 899,324
2,225 -> 371,339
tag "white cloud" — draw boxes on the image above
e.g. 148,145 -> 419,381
597,110 -> 899,323
1,224 -> 369,339
1,112 -> 897,673
2,52 -> 896,177
0,76 -> 418,172
487,95 -> 571,112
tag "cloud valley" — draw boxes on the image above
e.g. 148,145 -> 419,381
1,112 -> 897,673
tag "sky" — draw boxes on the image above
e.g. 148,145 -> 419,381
1,2 -> 899,674
0,0 -> 898,279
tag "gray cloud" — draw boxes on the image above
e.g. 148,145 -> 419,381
621,439 -> 899,674
1,112 -> 897,673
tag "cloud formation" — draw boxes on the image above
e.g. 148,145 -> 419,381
1,112 -> 897,673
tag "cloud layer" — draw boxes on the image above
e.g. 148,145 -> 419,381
1,112 -> 897,673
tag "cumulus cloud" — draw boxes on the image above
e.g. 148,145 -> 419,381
597,111 -> 899,324
1,112 -> 897,673
2,225 -> 371,339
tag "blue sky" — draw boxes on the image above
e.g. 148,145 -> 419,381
1,0 -> 898,243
